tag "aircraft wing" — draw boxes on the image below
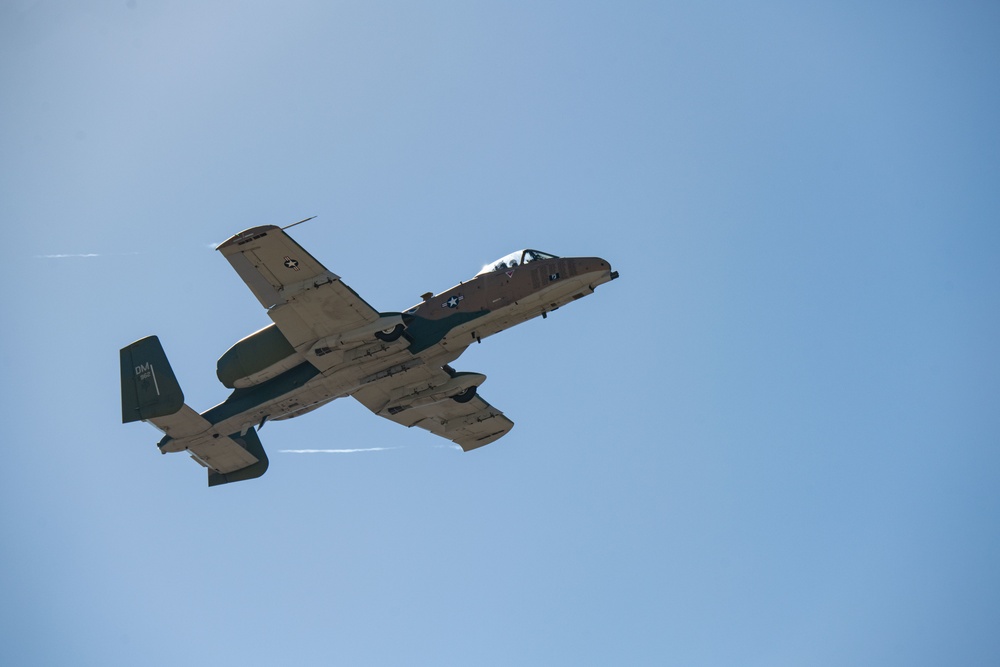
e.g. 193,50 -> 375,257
352,365 -> 514,451
217,225 -> 382,350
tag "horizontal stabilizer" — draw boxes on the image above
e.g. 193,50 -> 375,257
149,404 -> 212,441
206,428 -> 269,487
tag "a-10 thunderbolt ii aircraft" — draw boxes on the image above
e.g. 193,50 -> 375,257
120,222 -> 619,486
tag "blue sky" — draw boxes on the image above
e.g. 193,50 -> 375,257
2,2 -> 999,665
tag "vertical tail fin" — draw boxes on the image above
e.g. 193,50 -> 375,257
120,335 -> 185,423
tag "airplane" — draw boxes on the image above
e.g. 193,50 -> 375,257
120,222 -> 619,486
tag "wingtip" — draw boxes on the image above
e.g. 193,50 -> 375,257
216,225 -> 282,251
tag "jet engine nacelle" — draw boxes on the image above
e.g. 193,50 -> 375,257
217,324 -> 300,389
218,315 -> 405,389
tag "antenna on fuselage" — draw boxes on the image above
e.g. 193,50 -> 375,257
282,215 -> 317,230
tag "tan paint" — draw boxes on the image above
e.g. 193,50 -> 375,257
406,254 -> 616,346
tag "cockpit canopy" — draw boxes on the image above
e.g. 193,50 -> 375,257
477,249 -> 559,276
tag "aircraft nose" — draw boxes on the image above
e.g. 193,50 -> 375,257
579,256 -> 618,280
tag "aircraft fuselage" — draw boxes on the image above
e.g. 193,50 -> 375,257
157,252 -> 616,455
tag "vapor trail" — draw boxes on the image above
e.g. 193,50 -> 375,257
280,447 -> 404,454
34,252 -> 141,258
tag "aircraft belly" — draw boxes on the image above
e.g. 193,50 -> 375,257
267,349 -> 432,421
207,343 -> 425,433
267,382 -> 344,420
206,373 -> 349,436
